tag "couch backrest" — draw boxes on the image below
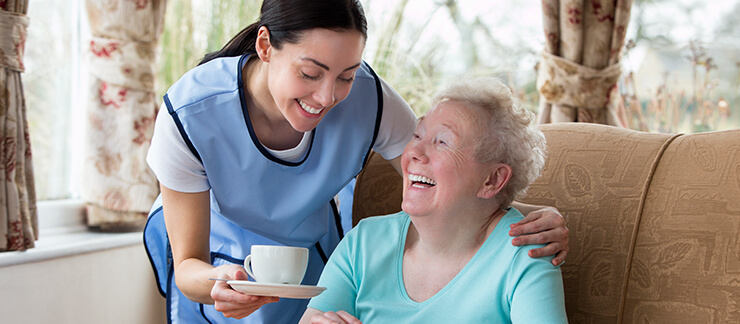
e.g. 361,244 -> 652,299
620,126 -> 740,323
352,123 -> 740,323
520,123 -> 677,322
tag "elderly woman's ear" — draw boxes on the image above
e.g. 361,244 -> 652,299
477,163 -> 512,200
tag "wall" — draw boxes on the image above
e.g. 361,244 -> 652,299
0,242 -> 165,323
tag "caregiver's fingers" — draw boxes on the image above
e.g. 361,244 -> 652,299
215,295 -> 279,319
551,249 -> 568,267
511,224 -> 569,249
509,207 -> 565,237
210,267 -> 279,320
526,239 -> 569,259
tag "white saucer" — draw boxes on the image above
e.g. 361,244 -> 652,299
227,280 -> 326,299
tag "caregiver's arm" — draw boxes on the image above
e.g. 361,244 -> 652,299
161,185 -> 277,315
161,185 -> 214,303
509,202 -> 569,266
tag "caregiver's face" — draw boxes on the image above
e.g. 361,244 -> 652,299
265,27 -> 365,132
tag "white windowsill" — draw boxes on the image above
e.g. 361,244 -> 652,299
0,199 -> 143,268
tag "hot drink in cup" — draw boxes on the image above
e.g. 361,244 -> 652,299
244,245 -> 309,285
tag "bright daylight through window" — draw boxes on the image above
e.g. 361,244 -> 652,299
23,0 -> 740,204
25,0 -> 86,201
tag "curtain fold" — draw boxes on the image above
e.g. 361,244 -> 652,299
0,1 -> 38,251
82,0 -> 165,230
537,0 -> 633,126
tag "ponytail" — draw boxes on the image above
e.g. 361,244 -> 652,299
199,23 -> 260,66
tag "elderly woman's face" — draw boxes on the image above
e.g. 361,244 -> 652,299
401,100 -> 490,217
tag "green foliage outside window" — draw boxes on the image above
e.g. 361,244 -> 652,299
157,0 -> 740,133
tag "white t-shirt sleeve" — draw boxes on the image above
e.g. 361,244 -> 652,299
371,77 -> 418,160
146,103 -> 210,193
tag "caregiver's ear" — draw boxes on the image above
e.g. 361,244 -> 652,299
255,26 -> 272,62
477,163 -> 512,199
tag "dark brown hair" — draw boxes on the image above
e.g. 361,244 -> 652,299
199,0 -> 367,65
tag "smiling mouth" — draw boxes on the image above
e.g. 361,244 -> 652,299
298,99 -> 324,115
409,173 -> 436,188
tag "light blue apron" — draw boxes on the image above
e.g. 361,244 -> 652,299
144,54 -> 383,323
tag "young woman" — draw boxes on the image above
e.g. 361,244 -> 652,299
144,1 -> 569,323
301,77 -> 568,324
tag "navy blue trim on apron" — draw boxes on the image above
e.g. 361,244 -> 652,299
211,252 -> 245,265
314,242 -> 329,264
316,198 -> 343,264
238,54 -> 315,167
360,62 -> 384,169
166,263 -> 174,324
330,198 -> 343,241
143,205 -> 167,297
164,94 -> 203,164
199,304 -> 214,324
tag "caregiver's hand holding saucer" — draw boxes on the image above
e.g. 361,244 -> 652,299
212,245 -> 324,319
210,266 -> 279,319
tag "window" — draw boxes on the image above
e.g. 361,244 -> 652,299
22,0 -> 740,202
25,0 -> 88,201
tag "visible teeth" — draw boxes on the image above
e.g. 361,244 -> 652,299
408,174 -> 436,186
299,100 -> 324,115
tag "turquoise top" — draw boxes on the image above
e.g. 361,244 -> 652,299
308,210 -> 568,323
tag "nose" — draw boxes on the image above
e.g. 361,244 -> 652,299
404,139 -> 429,164
314,80 -> 336,107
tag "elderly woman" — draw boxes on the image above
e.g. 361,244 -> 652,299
299,77 -> 568,324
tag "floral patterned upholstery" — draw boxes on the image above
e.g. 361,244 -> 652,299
353,122 -> 740,323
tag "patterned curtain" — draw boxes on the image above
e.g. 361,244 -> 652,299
536,0 -> 634,126
0,0 -> 37,251
82,0 -> 165,230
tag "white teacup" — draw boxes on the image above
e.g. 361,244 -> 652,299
244,245 -> 309,285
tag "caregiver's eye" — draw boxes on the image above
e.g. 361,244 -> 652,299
338,75 -> 354,83
301,72 -> 320,81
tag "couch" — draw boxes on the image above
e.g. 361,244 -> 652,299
351,122 -> 740,323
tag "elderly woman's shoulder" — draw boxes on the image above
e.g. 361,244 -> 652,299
500,207 -> 525,225
498,208 -> 554,264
